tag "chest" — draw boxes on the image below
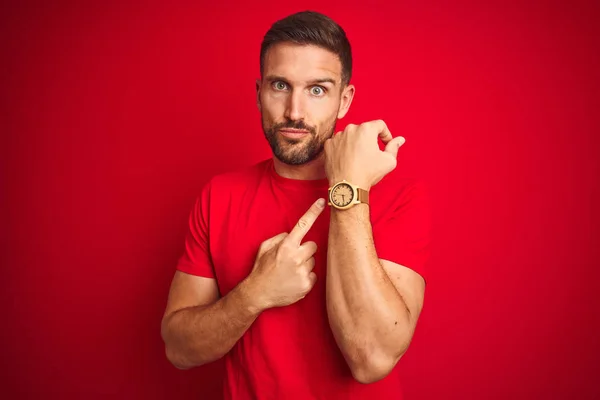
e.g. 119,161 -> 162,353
210,188 -> 331,297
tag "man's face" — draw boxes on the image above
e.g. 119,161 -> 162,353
257,43 -> 353,165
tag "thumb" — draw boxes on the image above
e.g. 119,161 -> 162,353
384,136 -> 406,158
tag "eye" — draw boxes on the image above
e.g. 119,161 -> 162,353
310,86 -> 326,96
273,81 -> 288,91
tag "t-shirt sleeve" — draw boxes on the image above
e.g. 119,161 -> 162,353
373,180 -> 432,284
176,181 -> 216,278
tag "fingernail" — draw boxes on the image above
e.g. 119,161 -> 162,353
317,198 -> 325,207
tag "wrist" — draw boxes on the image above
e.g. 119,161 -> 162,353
238,275 -> 269,315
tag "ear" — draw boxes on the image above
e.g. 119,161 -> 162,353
256,79 -> 262,111
337,84 -> 355,119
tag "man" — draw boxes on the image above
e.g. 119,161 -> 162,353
161,10 -> 430,399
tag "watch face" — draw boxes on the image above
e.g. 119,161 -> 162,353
331,183 -> 354,207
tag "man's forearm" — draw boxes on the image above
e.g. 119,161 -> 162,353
161,278 -> 262,369
326,204 -> 411,382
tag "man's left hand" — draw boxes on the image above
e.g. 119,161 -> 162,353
324,120 -> 405,190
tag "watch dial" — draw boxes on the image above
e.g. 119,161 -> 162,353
331,183 -> 354,207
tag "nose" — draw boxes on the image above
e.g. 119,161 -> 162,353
283,89 -> 305,122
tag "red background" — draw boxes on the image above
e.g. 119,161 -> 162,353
2,1 -> 599,399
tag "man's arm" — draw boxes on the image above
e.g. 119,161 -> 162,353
161,199 -> 326,369
161,272 -> 262,369
323,120 -> 426,384
326,205 -> 425,384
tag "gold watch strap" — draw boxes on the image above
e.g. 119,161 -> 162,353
357,188 -> 369,205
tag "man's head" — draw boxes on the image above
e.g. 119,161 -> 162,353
257,11 -> 355,165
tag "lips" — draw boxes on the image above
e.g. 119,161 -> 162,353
279,129 -> 310,138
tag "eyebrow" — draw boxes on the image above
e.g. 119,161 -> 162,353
265,75 -> 338,86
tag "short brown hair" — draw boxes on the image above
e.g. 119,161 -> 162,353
260,11 -> 353,85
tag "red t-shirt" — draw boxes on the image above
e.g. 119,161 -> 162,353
177,158 -> 431,399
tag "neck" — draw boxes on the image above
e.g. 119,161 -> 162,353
272,152 -> 327,181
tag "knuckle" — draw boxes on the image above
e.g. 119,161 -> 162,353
367,119 -> 380,127
278,241 -> 291,252
275,244 -> 287,258
302,276 -> 312,290
296,218 -> 309,230
276,232 -> 288,242
282,242 -> 296,255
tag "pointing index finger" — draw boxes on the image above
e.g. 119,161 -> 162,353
287,198 -> 326,246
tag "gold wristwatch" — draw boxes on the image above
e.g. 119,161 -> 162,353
328,180 -> 369,210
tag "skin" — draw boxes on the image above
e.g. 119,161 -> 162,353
161,42 -> 426,384
324,121 -> 424,383
160,200 -> 325,369
257,42 -> 354,173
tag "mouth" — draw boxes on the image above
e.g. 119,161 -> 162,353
279,129 -> 310,139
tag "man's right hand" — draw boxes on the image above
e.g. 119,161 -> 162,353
245,198 -> 326,310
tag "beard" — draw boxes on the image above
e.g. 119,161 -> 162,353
262,117 -> 336,165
